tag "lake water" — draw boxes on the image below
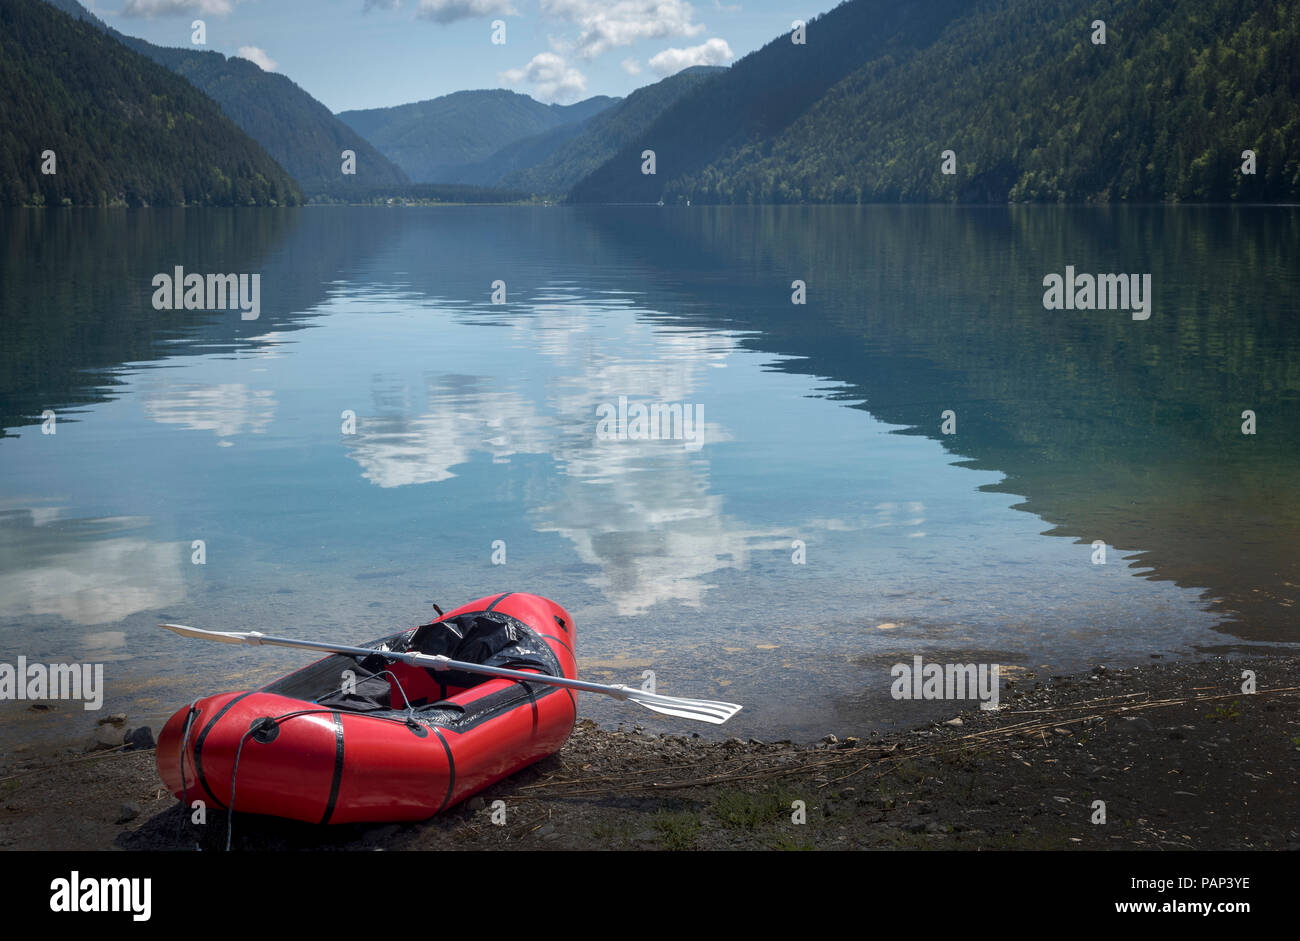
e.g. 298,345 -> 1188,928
1,205 -> 1297,745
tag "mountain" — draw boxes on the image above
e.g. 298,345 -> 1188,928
442,120 -> 597,188
496,66 -> 725,196
37,0 -> 97,24
1,0 -> 301,207
338,91 -> 619,183
570,0 -> 1300,204
567,0 -> 972,203
41,0 -> 408,193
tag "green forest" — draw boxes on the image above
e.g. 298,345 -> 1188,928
7,0 -> 1297,208
120,41 -> 410,193
0,0 -> 302,208
339,91 -> 617,184
502,66 -> 724,196
570,0 -> 1300,204
41,0 -> 408,192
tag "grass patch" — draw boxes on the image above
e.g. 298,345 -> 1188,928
590,819 -> 635,847
710,787 -> 800,830
651,810 -> 700,851
1208,700 -> 1242,722
938,742 -> 991,767
772,832 -> 816,851
889,757 -> 928,784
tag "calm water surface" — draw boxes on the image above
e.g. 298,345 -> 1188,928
1,206 -> 1297,744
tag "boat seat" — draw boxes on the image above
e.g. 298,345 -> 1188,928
314,612 -> 544,713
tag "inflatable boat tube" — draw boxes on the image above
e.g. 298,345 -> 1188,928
155,592 -> 577,824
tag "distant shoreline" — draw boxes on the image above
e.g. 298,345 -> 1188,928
8,201 -> 1299,210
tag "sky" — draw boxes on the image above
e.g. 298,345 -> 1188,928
79,0 -> 825,113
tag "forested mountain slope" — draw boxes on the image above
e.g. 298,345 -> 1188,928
2,0 -> 301,207
339,91 -> 617,184
43,0 -> 408,193
572,0 -> 1300,204
501,66 -> 725,195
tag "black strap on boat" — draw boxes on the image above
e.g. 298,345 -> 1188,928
219,668 -> 446,848
317,712 -> 345,825
193,691 -> 254,810
174,700 -> 201,848
432,727 -> 456,814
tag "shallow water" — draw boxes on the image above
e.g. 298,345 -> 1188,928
1,205 -> 1296,744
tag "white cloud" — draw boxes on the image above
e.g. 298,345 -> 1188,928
0,510 -> 183,626
648,37 -> 732,76
143,381 -> 276,438
499,52 -> 587,103
236,46 -> 278,72
364,0 -> 515,21
541,0 -> 704,60
120,0 -> 236,16
345,385 -> 552,488
621,57 -> 642,75
415,0 -> 517,23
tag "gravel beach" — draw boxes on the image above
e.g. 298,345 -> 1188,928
2,655 -> 1297,852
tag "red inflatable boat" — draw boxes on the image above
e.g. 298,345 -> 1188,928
156,592 -> 577,824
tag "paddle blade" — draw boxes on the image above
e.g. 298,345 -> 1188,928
624,689 -> 743,725
160,623 -> 257,645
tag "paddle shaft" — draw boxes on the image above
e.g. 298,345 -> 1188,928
160,622 -> 741,722
238,632 -> 631,700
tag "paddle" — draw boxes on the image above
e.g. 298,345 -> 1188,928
159,623 -> 743,725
